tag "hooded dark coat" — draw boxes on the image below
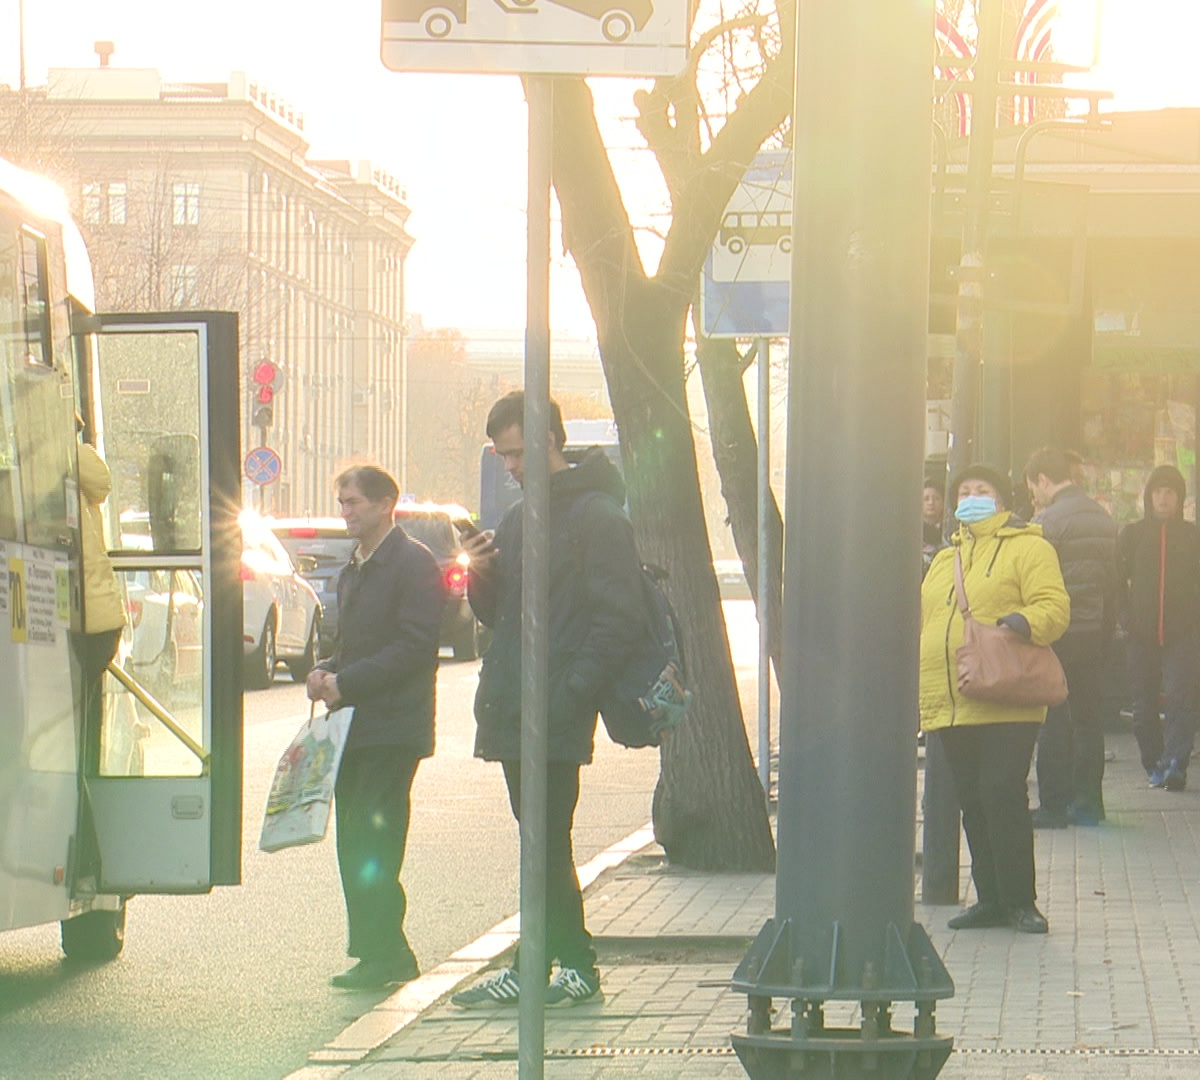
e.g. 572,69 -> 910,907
1116,465 -> 1200,646
468,449 -> 642,764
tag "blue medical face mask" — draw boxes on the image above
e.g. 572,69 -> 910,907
955,495 -> 999,524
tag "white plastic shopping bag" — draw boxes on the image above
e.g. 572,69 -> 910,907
259,706 -> 353,853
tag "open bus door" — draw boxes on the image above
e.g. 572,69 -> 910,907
79,311 -> 242,908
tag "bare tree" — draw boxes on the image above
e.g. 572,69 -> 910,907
547,0 -> 796,869
406,328 -> 508,506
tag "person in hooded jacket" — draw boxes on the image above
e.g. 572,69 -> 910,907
920,465 -> 1070,935
1116,464 -> 1200,791
74,417 -> 127,748
452,391 -> 642,1010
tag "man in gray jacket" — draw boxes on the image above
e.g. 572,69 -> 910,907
1025,447 -> 1119,827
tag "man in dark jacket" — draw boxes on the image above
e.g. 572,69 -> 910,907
1116,464 -> 1200,791
451,391 -> 641,1010
1025,447 -> 1118,827
308,465 -> 445,989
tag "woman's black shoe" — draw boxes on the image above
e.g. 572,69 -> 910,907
947,902 -> 1009,930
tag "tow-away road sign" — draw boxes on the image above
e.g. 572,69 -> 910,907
381,0 -> 689,76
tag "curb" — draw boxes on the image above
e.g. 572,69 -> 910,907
281,823 -> 657,1079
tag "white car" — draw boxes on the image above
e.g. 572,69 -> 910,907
240,511 -> 322,689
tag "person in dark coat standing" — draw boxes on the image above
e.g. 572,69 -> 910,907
1117,465 -> 1200,791
1025,447 -> 1118,827
451,391 -> 642,1010
308,465 -> 444,990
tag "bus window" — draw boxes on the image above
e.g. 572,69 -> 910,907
18,227 -> 51,368
97,332 -> 204,555
0,218 -> 74,549
0,228 -> 18,539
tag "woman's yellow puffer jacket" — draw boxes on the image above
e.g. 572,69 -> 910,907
78,442 -> 127,634
919,512 -> 1070,733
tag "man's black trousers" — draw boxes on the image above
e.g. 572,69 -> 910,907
501,760 -> 598,977
335,745 -> 421,964
1035,631 -> 1108,819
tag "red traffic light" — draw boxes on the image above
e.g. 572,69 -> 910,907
253,361 -> 278,386
256,385 -> 274,404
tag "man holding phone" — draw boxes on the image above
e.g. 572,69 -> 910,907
451,390 -> 643,1009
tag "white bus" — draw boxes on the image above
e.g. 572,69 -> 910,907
0,157 -> 243,960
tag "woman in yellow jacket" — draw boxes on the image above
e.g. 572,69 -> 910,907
920,465 -> 1070,935
76,425 -> 127,727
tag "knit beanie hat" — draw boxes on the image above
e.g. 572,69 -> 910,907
949,464 -> 1012,510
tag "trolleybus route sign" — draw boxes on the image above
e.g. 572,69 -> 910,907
245,447 -> 282,486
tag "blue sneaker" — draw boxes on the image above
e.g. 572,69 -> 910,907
1148,765 -> 1169,788
1164,760 -> 1187,792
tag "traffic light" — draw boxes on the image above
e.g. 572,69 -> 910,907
252,361 -> 281,429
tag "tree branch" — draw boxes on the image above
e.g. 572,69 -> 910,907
654,3 -> 796,303
549,77 -> 648,340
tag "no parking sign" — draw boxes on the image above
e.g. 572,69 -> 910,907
244,447 -> 281,486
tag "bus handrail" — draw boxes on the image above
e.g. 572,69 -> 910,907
106,661 -> 211,772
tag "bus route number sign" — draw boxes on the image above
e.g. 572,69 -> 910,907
245,447 -> 282,487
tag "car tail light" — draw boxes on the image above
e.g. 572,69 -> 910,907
238,563 -> 255,582
444,564 -> 468,596
126,598 -> 143,627
288,527 -> 318,537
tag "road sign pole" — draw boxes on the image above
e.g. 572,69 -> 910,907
519,72 -> 552,1080
756,335 -> 771,810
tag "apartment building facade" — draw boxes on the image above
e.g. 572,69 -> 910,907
0,63 -> 412,515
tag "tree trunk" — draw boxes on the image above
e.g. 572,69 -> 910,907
693,331 -> 784,686
548,78 -> 774,869
604,280 -> 776,871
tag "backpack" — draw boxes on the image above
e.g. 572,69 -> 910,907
568,492 -> 692,748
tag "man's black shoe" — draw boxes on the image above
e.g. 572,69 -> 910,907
1067,802 -> 1103,827
1031,807 -> 1069,830
947,902 -> 1009,930
1009,905 -> 1049,934
330,956 -> 419,990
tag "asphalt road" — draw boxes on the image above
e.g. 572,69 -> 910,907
0,625 -> 735,1080
0,601 -> 763,1080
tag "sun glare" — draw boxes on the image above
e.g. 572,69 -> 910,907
1060,0 -> 1200,110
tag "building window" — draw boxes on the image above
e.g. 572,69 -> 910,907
170,264 -> 198,308
172,181 -> 200,226
82,183 -> 102,225
108,182 -> 127,225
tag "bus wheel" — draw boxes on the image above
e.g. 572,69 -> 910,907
61,904 -> 126,963
601,10 -> 633,41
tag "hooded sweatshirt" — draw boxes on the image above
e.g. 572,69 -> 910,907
1116,465 -> 1200,646
468,448 -> 643,764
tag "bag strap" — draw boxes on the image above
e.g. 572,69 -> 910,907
953,548 -> 971,616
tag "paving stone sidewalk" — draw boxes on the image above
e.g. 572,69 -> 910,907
295,732 -> 1200,1080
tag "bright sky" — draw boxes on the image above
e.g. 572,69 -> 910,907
1,0 -> 1197,339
